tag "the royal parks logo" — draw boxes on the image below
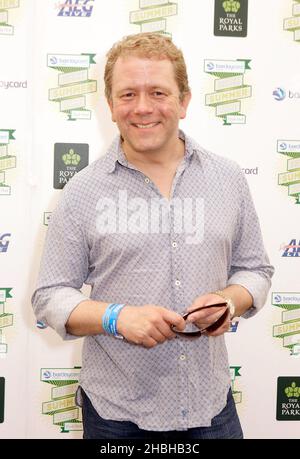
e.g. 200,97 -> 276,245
41,367 -> 82,433
0,0 -> 20,36
0,377 -> 4,423
214,0 -> 248,37
48,53 -> 97,121
129,0 -> 178,37
0,129 -> 17,196
280,240 -> 300,257
0,233 -> 11,253
54,143 -> 89,189
284,1 -> 300,42
277,377 -> 300,420
272,293 -> 300,357
277,140 -> 300,204
230,366 -> 242,404
204,59 -> 251,125
56,0 -> 95,17
0,288 -> 13,356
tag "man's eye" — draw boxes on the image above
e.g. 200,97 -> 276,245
153,91 -> 164,97
122,93 -> 134,99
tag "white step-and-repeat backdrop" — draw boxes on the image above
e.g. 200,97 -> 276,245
0,0 -> 299,439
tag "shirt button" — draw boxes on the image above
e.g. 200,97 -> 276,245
144,177 -> 150,184
179,354 -> 186,361
172,242 -> 178,248
175,280 -> 181,286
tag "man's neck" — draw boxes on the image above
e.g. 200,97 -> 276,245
121,137 -> 185,170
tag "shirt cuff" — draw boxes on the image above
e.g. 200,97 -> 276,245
227,271 -> 271,319
34,287 -> 89,340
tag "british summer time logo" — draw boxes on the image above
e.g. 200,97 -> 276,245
0,0 -> 19,36
214,0 -> 248,37
272,293 -> 300,357
56,0 -> 95,17
0,288 -> 13,356
277,377 -> 300,420
41,367 -> 82,433
48,54 -> 97,120
129,0 -> 178,37
284,1 -> 300,42
277,140 -> 300,204
0,129 -> 16,196
230,366 -> 242,404
204,59 -> 252,125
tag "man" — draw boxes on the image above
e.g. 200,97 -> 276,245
32,33 -> 274,439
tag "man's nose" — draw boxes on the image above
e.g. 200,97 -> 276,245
133,94 -> 154,114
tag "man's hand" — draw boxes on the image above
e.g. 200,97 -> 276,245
117,305 -> 186,348
186,293 -> 230,336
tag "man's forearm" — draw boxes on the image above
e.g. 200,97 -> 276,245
66,300 -> 111,336
219,284 -> 253,317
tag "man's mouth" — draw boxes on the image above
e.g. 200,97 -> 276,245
132,122 -> 160,129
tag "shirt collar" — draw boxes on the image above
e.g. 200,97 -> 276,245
103,129 -> 199,174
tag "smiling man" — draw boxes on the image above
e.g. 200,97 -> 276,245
32,33 -> 274,440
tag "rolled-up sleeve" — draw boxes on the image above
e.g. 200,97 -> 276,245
31,186 -> 90,340
227,169 -> 274,318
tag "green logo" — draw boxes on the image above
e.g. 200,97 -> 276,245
285,382 -> 300,398
272,292 -> 300,356
204,59 -> 251,125
48,53 -> 97,121
0,0 -> 20,36
0,129 -> 17,196
230,366 -> 242,404
277,141 -> 300,205
223,0 -> 240,13
62,149 -> 81,166
283,1 -> 300,43
41,367 -> 83,433
129,0 -> 178,38
0,288 -> 13,356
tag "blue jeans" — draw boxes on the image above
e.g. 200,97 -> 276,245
81,387 -> 243,440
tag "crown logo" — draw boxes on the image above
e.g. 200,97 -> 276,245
222,0 -> 241,13
62,148 -> 81,166
285,382 -> 300,398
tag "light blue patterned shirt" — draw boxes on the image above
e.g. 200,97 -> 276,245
32,130 -> 274,431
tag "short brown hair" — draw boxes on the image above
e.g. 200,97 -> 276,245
104,32 -> 190,102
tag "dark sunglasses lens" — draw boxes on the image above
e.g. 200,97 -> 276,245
172,321 -> 202,337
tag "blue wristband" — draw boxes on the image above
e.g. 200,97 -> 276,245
102,303 -> 126,339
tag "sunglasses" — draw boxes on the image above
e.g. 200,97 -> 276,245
171,302 -> 228,338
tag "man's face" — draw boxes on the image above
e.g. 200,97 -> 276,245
108,56 -> 191,157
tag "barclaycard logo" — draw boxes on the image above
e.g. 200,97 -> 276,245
273,87 -> 286,101
42,370 -> 52,379
0,233 -> 11,253
207,62 -> 215,71
274,295 -> 282,303
279,142 -> 287,150
49,56 -> 57,66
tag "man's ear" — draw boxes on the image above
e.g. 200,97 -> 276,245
180,92 -> 191,120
